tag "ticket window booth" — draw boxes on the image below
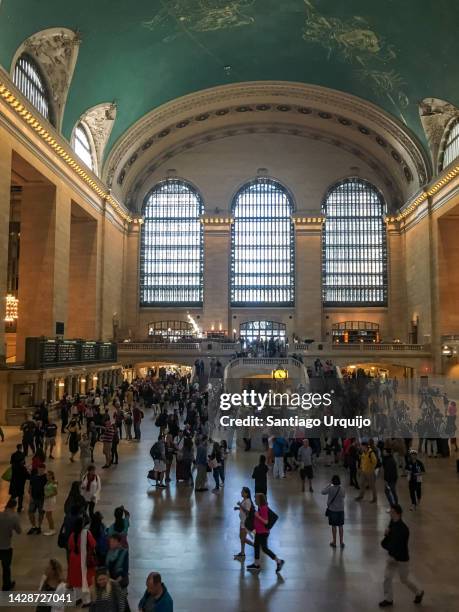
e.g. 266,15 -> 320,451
332,321 -> 380,343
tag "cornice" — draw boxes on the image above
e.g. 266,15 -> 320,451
104,81 -> 430,196
124,122 -> 404,214
0,67 -> 131,223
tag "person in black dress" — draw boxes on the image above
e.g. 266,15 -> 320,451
252,455 -> 268,497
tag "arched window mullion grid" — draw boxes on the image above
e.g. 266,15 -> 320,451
140,179 -> 204,306
231,179 -> 295,306
73,123 -> 94,171
322,178 -> 388,306
240,320 -> 286,343
441,119 -> 459,170
13,54 -> 52,123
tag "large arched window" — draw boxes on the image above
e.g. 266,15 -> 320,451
72,123 -> 95,171
13,54 -> 52,122
441,119 -> 459,170
231,179 -> 295,306
322,178 -> 387,306
140,179 -> 204,305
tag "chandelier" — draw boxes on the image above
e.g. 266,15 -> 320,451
4,294 -> 18,322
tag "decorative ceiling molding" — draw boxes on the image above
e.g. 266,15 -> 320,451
124,122 -> 404,214
419,98 -> 459,172
103,82 -> 431,197
10,27 -> 81,131
75,102 -> 117,175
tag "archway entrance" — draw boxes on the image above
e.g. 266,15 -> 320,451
240,320 -> 286,344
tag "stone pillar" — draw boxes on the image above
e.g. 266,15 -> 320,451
202,218 -> 232,334
0,137 -> 12,366
387,222 -> 407,341
67,211 -> 98,339
294,219 -> 323,341
123,222 -> 140,339
16,183 -> 71,362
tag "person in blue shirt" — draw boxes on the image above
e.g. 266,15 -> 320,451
273,437 -> 288,479
138,572 -> 173,612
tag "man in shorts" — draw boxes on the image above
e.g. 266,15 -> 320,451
27,464 -> 46,534
297,438 -> 314,493
44,419 -> 57,459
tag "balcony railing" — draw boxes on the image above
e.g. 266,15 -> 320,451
294,342 -> 427,353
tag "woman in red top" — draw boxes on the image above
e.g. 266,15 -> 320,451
67,517 -> 97,605
247,493 -> 284,573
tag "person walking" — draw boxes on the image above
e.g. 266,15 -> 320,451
194,436 -> 208,492
0,498 -> 21,591
272,436 -> 288,479
67,517 -> 97,607
246,493 -> 284,574
80,466 -> 101,520
101,422 -> 115,469
355,440 -> 378,503
406,450 -> 425,511
133,405 -> 144,441
252,455 -> 268,497
138,572 -> 173,612
44,419 -> 57,460
9,458 -> 29,513
43,470 -> 58,536
66,419 -> 80,463
233,487 -> 253,561
382,447 -> 398,508
37,558 -> 67,611
28,464 -> 47,534
322,475 -> 345,548
379,504 -> 424,607
209,442 -> 224,493
105,534 -> 129,610
297,439 -> 314,493
89,567 -> 123,612
80,434 -> 92,479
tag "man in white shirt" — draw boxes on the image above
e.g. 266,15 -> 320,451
297,439 -> 314,493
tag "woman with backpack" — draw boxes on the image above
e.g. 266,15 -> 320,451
233,487 -> 254,561
322,474 -> 346,548
246,493 -> 284,573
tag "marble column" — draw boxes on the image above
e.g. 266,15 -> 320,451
202,218 -> 232,334
294,219 -> 323,341
0,137 -> 12,367
16,183 -> 71,362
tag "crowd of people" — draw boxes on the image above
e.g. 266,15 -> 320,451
1,364 -> 456,609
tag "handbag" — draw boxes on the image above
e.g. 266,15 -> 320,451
1,466 -> 12,482
244,503 -> 255,531
325,486 -> 341,517
266,508 -> 278,530
208,458 -> 219,470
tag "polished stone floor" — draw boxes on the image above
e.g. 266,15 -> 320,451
0,413 -> 458,611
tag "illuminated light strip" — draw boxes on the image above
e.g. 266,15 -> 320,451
292,216 -> 325,224
0,79 -> 132,223
200,217 -> 234,224
388,164 -> 459,223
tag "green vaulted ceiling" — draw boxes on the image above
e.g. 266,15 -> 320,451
0,0 -> 454,157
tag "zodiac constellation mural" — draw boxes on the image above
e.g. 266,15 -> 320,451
143,0 -> 256,42
302,0 -> 409,118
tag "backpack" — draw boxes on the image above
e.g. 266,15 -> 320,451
150,442 -> 162,461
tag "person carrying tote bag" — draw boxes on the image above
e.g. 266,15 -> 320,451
322,475 -> 345,549
246,493 -> 284,574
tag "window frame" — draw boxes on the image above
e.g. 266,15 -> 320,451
230,178 -> 295,307
72,122 -> 96,172
13,53 -> 53,124
440,118 -> 459,171
140,178 -> 204,307
322,177 -> 388,307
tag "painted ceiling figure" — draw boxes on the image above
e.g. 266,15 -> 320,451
143,0 -> 255,41
302,0 -> 408,118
